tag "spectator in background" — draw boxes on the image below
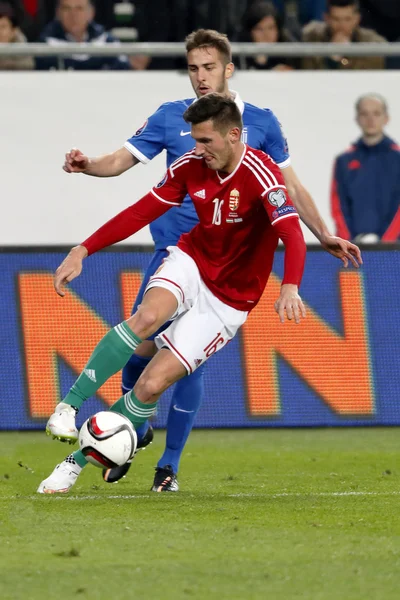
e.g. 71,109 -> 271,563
5,0 -> 54,41
4,0 -> 114,40
0,2 -> 33,69
331,94 -> 400,243
302,0 -> 386,70
36,0 -> 129,70
236,1 -> 298,70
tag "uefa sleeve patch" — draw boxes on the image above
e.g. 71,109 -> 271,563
272,205 -> 297,219
268,188 -> 287,208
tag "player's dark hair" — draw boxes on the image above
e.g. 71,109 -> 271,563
328,0 -> 359,10
185,29 -> 232,65
0,2 -> 18,27
355,93 -> 388,115
183,93 -> 243,135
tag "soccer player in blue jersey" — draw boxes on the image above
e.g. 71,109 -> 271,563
46,29 -> 361,494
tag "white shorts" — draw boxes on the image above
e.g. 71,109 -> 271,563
145,246 -> 248,374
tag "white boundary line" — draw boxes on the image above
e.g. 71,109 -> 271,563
6,490 -> 400,501
228,491 -> 400,498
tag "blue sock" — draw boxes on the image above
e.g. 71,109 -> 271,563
122,353 -> 151,393
121,353 -> 151,442
157,365 -> 205,474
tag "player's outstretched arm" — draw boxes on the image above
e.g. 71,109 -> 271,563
63,147 -> 138,177
282,166 -> 362,268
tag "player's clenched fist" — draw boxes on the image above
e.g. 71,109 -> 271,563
54,245 -> 88,296
274,284 -> 306,324
63,148 -> 89,173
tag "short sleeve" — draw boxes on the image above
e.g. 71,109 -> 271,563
150,155 -> 191,207
260,109 -> 291,169
124,104 -> 166,164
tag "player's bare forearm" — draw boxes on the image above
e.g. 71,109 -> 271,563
84,148 -> 139,177
293,189 -> 328,240
282,167 -> 330,241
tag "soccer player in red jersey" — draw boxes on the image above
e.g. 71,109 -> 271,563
38,93 -> 307,494
48,30 -> 362,493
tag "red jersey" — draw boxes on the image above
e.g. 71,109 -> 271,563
150,145 -> 304,310
83,144 -> 306,311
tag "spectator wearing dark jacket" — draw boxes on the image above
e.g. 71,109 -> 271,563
5,0 -> 55,41
4,0 -> 115,40
302,0 -> 386,70
331,94 -> 400,243
236,1 -> 299,70
36,0 -> 129,70
0,2 -> 33,69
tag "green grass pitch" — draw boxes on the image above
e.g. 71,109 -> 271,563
1,428 -> 400,600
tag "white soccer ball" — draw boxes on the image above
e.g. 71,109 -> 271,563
78,411 -> 137,469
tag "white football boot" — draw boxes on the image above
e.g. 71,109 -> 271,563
46,402 -> 78,444
37,456 -> 82,494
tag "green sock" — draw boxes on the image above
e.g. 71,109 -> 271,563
110,391 -> 157,429
63,322 -> 142,410
72,450 -> 88,468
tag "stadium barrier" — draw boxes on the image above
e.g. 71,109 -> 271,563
1,41 -> 400,57
0,41 -> 399,70
2,244 -> 398,430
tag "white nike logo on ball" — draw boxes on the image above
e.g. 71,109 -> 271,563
180,131 -> 191,136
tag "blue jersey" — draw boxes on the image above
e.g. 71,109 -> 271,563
124,92 -> 290,250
